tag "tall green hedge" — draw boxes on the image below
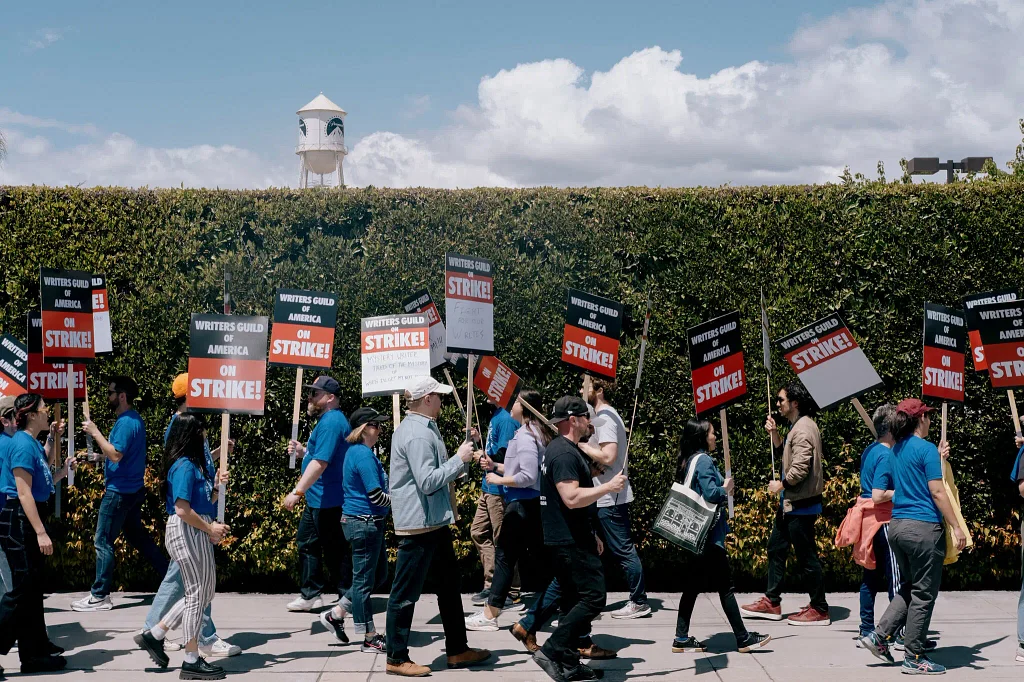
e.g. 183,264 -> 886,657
2,183 -> 1023,594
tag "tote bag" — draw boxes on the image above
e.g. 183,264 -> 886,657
652,453 -> 722,555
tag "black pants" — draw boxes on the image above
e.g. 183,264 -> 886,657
675,544 -> 748,642
765,511 -> 828,612
487,497 -> 547,609
540,545 -> 606,668
0,501 -> 51,661
297,505 -> 351,600
385,527 -> 469,664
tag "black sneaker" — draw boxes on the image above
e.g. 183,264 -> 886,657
737,632 -> 771,653
671,636 -> 707,653
361,633 -> 385,653
533,648 -> 566,681
471,588 -> 491,606
562,662 -> 603,680
319,610 -> 349,644
21,655 -> 67,674
180,656 -> 226,680
135,630 -> 170,668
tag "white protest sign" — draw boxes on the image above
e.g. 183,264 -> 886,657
361,314 -> 431,397
444,253 -> 494,355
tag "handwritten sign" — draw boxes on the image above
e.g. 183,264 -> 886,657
444,252 -> 494,354
361,314 -> 431,397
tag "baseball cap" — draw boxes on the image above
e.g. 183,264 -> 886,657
896,398 -> 936,419
405,376 -> 454,401
0,395 -> 16,417
171,373 -> 189,399
550,396 -> 607,426
350,406 -> 389,429
304,375 -> 341,395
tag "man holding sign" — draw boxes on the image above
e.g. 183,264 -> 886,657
73,376 -> 168,612
283,376 -> 352,612
741,381 -> 829,626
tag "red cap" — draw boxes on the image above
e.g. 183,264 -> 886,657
896,398 -> 935,419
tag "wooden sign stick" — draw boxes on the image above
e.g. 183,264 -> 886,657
582,373 -> 593,401
720,407 -> 734,519
53,403 -> 62,517
83,379 -> 95,462
392,393 -> 401,431
940,401 -> 948,444
517,395 -> 557,432
766,375 -> 778,480
1009,390 -> 1021,437
67,363 -> 76,488
217,268 -> 230,523
444,367 -> 467,419
465,355 -> 476,441
288,368 -> 303,469
852,397 -> 878,438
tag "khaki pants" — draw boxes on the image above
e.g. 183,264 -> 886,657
470,492 -> 519,591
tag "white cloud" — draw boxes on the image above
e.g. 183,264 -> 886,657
0,107 -> 99,136
2,0 -> 1023,189
27,29 -> 64,51
402,95 -> 432,120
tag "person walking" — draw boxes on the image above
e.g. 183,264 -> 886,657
137,374 -> 240,661
74,376 -> 168,612
0,393 -> 73,675
580,378 -> 651,620
860,398 -> 967,674
740,381 -> 830,625
282,376 -> 352,612
671,418 -> 771,654
319,406 -> 391,654
385,376 -> 491,677
136,412 -> 231,680
1014,426 -> 1024,663
0,396 -> 19,603
533,395 -> 627,682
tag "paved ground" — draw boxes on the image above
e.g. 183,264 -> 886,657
0,591 -> 1020,680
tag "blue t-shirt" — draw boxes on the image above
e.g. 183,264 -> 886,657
301,409 -> 351,509
342,443 -> 391,517
892,435 -> 943,523
105,409 -> 147,494
482,408 -> 520,495
1,431 -> 54,502
166,456 -> 216,517
860,441 -> 894,498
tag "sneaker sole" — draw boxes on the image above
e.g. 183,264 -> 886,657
465,623 -> 500,632
361,646 -> 386,654
788,618 -> 831,626
505,603 -> 528,612
201,648 -> 241,658
671,646 -> 707,653
72,603 -> 113,612
900,667 -> 945,675
287,603 -> 322,612
611,608 -> 652,620
739,609 -> 783,621
133,634 -> 170,669
738,635 -> 771,653
179,672 -> 227,681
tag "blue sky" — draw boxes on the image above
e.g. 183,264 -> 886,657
2,0 -> 1022,188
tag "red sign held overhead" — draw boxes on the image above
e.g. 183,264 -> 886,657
921,302 -> 967,402
974,302 -> 1024,388
473,355 -> 521,411
39,267 -> 95,364
686,311 -> 747,418
963,289 -> 1018,373
187,314 -> 269,415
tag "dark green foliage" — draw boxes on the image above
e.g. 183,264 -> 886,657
1,183 -> 1023,593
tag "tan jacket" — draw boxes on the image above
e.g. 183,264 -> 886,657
775,415 -> 823,513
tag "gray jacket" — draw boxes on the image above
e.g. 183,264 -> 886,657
389,412 -> 466,532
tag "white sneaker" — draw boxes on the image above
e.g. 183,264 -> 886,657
1016,643 -> 1024,662
71,595 -> 113,612
610,601 -> 652,619
464,611 -> 500,632
200,637 -> 242,657
165,640 -> 184,651
287,595 -> 323,612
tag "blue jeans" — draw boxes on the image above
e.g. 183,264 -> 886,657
596,504 -> 648,605
338,516 -> 388,635
859,523 -> 897,636
145,558 -> 217,646
92,489 -> 169,598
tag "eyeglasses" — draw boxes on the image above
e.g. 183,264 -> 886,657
775,397 -> 785,403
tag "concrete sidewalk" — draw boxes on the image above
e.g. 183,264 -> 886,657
1,591 -> 1020,680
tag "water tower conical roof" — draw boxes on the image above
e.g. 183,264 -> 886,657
297,92 -> 346,115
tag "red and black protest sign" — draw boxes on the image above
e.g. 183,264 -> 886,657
778,313 -> 883,410
444,253 -> 494,355
963,289 -> 1018,373
92,275 -> 113,354
0,334 -> 29,399
687,311 -> 746,418
403,289 -> 447,368
361,314 -> 431,397
268,288 -> 338,369
26,312 -> 86,399
39,267 -> 95,363
473,355 -> 521,411
973,301 -> 1024,388
187,314 -> 269,414
922,302 -> 967,402
561,289 -> 624,378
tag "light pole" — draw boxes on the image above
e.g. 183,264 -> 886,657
906,156 -> 993,183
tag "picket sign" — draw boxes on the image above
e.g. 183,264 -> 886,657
851,397 -> 878,438
720,408 -> 734,519
66,364 -> 75,487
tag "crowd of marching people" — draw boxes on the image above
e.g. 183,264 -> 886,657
0,371 -> 1022,679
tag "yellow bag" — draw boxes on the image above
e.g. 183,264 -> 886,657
942,459 -> 973,565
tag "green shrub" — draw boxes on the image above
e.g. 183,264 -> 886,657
1,183 -> 1023,593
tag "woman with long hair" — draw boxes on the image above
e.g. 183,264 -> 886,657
319,406 -> 391,653
672,418 -> 770,654
136,412 -> 230,680
0,393 -> 74,675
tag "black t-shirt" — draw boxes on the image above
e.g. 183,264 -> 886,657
540,436 -> 597,548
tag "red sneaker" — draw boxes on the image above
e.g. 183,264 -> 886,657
788,605 -> 831,626
739,596 -> 783,621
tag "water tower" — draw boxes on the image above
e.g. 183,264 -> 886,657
296,93 -> 347,188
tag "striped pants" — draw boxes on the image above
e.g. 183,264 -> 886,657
162,515 -> 216,646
